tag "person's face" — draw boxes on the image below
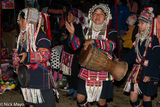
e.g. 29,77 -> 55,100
67,12 -> 75,23
92,8 -> 105,24
19,17 -> 26,31
138,21 -> 147,32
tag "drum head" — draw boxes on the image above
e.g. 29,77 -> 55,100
18,65 -> 30,88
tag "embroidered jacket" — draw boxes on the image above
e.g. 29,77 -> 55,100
68,27 -> 116,81
69,30 -> 116,53
12,30 -> 52,89
123,35 -> 159,81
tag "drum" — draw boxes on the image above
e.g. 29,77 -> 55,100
18,65 -> 30,88
79,45 -> 128,81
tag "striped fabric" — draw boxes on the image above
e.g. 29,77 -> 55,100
69,34 -> 115,53
79,68 -> 114,82
127,64 -> 142,83
70,35 -> 80,50
29,48 -> 50,63
86,80 -> 102,87
93,40 -> 116,53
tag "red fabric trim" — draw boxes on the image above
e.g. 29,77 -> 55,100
46,14 -> 52,41
106,20 -> 112,38
84,28 -> 87,35
128,64 -> 142,83
71,42 -> 76,50
98,40 -> 101,49
79,68 -> 111,81
87,80 -> 102,87
42,13 -> 52,41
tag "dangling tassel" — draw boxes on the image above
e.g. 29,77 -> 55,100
123,81 -> 131,93
86,84 -> 102,102
21,88 -> 44,104
134,83 -> 142,94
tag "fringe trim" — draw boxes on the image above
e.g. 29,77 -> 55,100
123,82 -> 142,94
86,84 -> 102,102
21,88 -> 44,104
123,81 -> 131,93
61,63 -> 71,75
134,83 -> 142,94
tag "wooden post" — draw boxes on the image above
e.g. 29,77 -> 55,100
114,0 -> 121,60
0,0 -> 1,66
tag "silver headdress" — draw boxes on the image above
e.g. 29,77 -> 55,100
17,8 -> 42,52
88,3 -> 112,24
86,4 -> 112,40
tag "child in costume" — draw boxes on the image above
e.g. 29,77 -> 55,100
123,7 -> 159,107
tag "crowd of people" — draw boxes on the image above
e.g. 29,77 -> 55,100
11,0 -> 160,107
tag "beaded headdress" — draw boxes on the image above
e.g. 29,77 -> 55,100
17,8 -> 42,52
88,4 -> 112,22
135,7 -> 155,48
138,7 -> 154,24
86,4 -> 112,40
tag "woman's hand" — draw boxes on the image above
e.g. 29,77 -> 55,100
65,21 -> 75,40
83,40 -> 94,50
143,76 -> 151,82
19,52 -> 27,63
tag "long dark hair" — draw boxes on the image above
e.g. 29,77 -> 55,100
19,11 -> 25,19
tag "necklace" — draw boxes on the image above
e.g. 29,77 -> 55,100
92,22 -> 104,32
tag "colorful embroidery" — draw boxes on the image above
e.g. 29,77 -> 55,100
12,50 -> 19,67
60,50 -> 74,75
123,64 -> 142,93
79,68 -> 113,102
29,48 -> 50,63
70,35 -> 80,50
94,40 -> 115,52
79,68 -> 114,83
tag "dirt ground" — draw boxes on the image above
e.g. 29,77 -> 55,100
0,86 -> 160,107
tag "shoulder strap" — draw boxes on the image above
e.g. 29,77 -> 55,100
140,19 -> 155,64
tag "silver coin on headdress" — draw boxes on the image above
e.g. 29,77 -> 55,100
17,8 -> 40,25
88,4 -> 112,22
86,4 -> 112,40
17,8 -> 42,52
